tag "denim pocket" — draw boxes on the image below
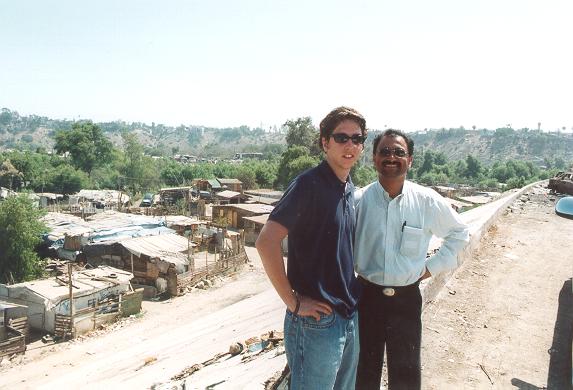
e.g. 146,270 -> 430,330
302,312 -> 336,329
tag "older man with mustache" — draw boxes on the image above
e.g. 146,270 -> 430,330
354,129 -> 470,389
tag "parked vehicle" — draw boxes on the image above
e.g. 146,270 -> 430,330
140,193 -> 154,207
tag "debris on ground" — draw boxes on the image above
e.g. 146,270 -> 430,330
168,330 -> 284,383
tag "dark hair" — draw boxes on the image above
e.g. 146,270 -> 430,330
372,129 -> 414,156
319,106 -> 367,151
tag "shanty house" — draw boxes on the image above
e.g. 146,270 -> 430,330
243,189 -> 283,206
214,190 -> 248,204
42,211 -> 173,261
87,233 -> 196,297
35,192 -> 64,210
118,233 -> 195,296
158,186 -> 194,206
211,203 -> 274,229
69,189 -> 130,215
242,214 -> 270,245
194,179 -> 222,193
217,178 -> 243,193
0,266 -> 139,337
163,215 -> 204,235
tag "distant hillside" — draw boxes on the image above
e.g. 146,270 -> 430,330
359,128 -> 573,168
1,108 -> 572,166
411,127 -> 573,166
0,108 -> 286,158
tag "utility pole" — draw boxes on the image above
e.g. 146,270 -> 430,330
67,263 -> 74,340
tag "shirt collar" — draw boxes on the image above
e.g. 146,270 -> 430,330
318,160 -> 353,191
375,180 -> 410,201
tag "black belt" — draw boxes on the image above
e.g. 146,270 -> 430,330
358,276 -> 419,297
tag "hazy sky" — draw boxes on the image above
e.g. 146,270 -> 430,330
1,0 -> 572,132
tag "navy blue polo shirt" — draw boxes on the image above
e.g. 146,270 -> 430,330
269,160 -> 361,318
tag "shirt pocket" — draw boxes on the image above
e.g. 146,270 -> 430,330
400,225 -> 424,258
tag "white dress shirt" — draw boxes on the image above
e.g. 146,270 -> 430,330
354,180 -> 470,286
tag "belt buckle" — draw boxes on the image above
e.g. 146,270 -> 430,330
382,287 -> 395,297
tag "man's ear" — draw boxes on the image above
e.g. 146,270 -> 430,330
321,136 -> 328,151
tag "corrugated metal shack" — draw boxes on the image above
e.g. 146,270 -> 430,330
0,266 -> 140,337
42,211 -> 249,297
163,215 -> 204,235
42,211 -> 174,261
217,178 -> 243,193
242,214 -> 270,245
211,203 -> 274,229
113,234 -> 196,297
69,189 -> 130,216
214,190 -> 248,204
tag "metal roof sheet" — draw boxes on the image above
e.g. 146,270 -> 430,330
215,190 -> 242,199
242,214 -> 270,225
4,266 -> 133,302
120,233 -> 195,258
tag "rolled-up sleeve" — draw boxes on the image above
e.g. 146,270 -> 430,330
425,197 -> 470,276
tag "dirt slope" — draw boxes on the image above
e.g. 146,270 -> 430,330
421,189 -> 573,389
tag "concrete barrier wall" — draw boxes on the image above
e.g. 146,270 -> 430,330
421,181 -> 544,306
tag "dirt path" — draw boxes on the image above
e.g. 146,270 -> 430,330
421,189 -> 573,389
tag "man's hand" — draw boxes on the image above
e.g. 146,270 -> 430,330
297,294 -> 332,321
418,267 -> 432,282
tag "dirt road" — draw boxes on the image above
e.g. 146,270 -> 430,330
421,188 -> 573,389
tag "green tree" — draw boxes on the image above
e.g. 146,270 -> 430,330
0,195 -> 46,283
477,178 -> 499,190
286,155 -> 319,185
275,146 -> 317,189
506,176 -> 526,190
90,165 -> 122,190
120,132 -> 145,193
44,164 -> 88,195
284,117 -> 321,156
418,172 -> 449,186
236,167 -> 257,190
0,159 -> 23,190
417,151 -> 435,176
7,151 -> 49,190
54,122 -> 113,176
0,108 -> 13,126
433,152 -> 448,166
351,164 -> 377,187
554,157 -> 566,170
464,155 -> 482,178
161,161 -> 185,186
252,161 -> 278,188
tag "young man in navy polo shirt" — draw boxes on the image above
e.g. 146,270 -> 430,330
256,106 -> 367,389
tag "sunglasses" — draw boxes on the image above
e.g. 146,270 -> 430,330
331,133 -> 367,145
377,147 -> 408,157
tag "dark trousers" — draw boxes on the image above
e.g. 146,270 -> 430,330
356,279 -> 422,390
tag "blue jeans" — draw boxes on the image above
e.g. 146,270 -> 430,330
284,309 -> 359,390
